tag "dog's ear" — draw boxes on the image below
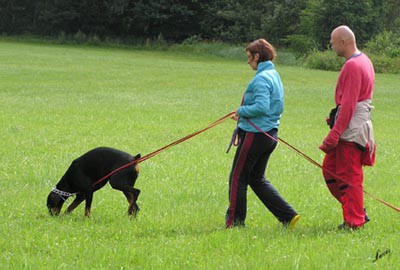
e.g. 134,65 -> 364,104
134,153 -> 141,160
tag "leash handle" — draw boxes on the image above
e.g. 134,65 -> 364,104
226,127 -> 240,153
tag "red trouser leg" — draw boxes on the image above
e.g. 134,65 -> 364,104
322,142 -> 365,227
322,150 -> 342,202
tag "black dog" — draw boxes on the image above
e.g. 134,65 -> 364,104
47,147 -> 141,217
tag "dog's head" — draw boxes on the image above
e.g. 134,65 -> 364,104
46,190 -> 66,216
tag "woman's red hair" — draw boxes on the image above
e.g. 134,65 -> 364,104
245,39 -> 276,63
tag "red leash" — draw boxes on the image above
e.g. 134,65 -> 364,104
91,111 -> 399,213
92,112 -> 235,186
246,119 -> 400,212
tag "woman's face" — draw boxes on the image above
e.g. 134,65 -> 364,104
246,51 -> 259,70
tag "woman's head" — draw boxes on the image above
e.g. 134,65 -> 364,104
245,39 -> 276,68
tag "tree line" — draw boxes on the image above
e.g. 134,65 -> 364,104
0,0 -> 399,51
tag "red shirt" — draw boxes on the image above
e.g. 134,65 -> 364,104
325,53 -> 375,147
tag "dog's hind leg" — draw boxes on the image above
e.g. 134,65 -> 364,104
65,193 -> 85,214
132,188 -> 141,216
122,188 -> 141,216
109,172 -> 140,216
111,183 -> 140,216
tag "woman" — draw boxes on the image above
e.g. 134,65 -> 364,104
226,39 -> 299,228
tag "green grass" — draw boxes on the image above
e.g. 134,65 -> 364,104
0,39 -> 399,269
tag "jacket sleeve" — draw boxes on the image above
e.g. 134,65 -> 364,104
238,76 -> 270,118
323,62 -> 361,148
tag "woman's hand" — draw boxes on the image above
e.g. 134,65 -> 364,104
231,110 -> 239,121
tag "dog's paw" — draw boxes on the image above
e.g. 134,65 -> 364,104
128,203 -> 140,217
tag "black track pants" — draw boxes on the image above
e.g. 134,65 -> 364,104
226,128 -> 297,227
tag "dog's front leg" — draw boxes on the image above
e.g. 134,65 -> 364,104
84,192 -> 94,217
66,194 -> 85,214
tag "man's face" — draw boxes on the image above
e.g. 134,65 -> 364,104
330,32 -> 345,57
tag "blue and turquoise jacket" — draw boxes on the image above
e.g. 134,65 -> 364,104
237,61 -> 284,133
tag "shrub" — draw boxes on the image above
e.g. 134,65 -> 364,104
304,50 -> 400,74
364,31 -> 400,73
303,50 -> 344,71
275,50 -> 299,66
73,30 -> 87,43
368,54 -> 400,74
365,31 -> 400,58
181,35 -> 203,45
285,34 -> 317,55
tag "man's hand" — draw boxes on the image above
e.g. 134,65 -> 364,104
319,131 -> 339,153
319,143 -> 334,153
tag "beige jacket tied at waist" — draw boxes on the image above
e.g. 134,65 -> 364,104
336,99 -> 376,165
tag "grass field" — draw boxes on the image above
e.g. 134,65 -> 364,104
0,40 -> 399,269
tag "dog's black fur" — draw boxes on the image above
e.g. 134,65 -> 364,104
46,147 -> 141,217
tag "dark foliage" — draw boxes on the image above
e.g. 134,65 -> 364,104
0,0 -> 397,50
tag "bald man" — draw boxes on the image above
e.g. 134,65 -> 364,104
319,25 -> 376,230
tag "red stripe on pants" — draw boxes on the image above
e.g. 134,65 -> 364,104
226,132 -> 254,228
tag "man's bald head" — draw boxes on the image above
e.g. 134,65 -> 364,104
332,25 -> 356,43
330,25 -> 359,58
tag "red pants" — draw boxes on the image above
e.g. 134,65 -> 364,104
322,141 -> 365,227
